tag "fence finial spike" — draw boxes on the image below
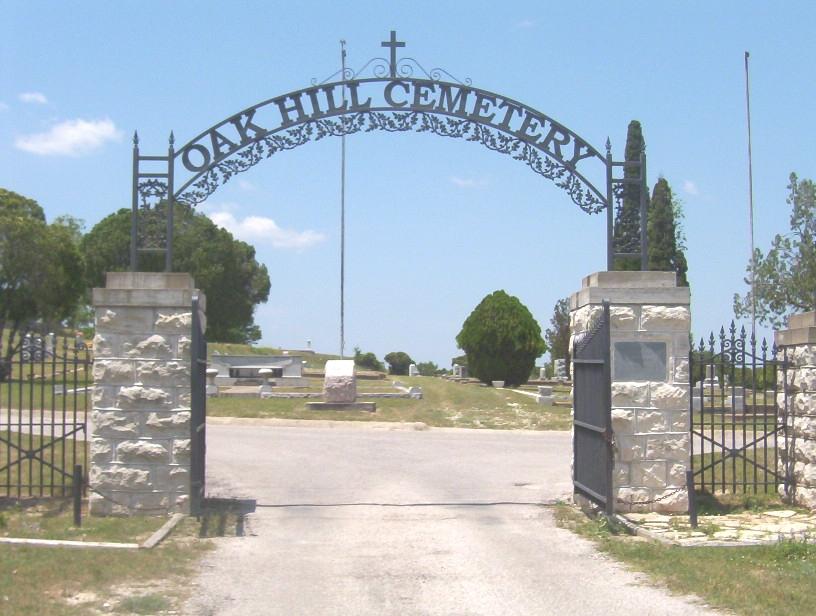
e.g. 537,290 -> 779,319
133,130 -> 139,146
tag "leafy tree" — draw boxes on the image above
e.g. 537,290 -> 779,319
416,360 -> 440,376
544,297 -> 571,378
384,351 -> 413,375
82,205 -> 270,343
451,354 -> 467,367
734,173 -> 816,328
353,346 -> 385,372
647,178 -> 689,286
613,120 -> 649,271
0,190 -> 85,378
455,290 -> 546,386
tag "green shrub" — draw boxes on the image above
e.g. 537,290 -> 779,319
384,351 -> 413,375
417,361 -> 441,376
455,290 -> 546,387
353,347 -> 384,372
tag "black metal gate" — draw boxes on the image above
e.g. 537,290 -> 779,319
0,332 -> 91,501
190,293 -> 207,516
573,301 -> 614,514
690,324 -> 789,496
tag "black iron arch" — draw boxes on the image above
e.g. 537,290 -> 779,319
130,31 -> 647,272
172,78 -> 608,212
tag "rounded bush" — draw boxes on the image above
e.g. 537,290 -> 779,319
455,290 -> 546,386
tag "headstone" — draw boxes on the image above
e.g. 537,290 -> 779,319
206,368 -> 219,397
554,359 -> 568,380
408,363 -> 419,377
539,367 -> 547,380
323,359 -> 356,403
305,360 -> 375,411
492,380 -> 505,388
537,384 -> 554,405
702,365 -> 720,390
258,368 -> 275,396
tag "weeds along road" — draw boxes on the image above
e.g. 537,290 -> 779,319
185,420 -> 724,616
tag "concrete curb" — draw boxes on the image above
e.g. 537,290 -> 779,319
0,512 -> 185,550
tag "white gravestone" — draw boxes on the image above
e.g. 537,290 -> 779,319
408,363 -> 419,377
323,359 -> 357,403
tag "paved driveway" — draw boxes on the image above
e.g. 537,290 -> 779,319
185,419 -> 721,615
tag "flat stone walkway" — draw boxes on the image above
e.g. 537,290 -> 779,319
625,509 -> 816,546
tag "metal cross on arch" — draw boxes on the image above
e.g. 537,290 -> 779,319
129,31 -> 648,273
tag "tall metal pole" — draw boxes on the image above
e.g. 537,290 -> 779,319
340,40 -> 347,358
745,51 -> 757,338
639,147 -> 648,270
130,132 -> 139,271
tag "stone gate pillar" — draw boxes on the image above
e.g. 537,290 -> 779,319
89,272 -> 204,515
775,311 -> 816,510
570,272 -> 690,513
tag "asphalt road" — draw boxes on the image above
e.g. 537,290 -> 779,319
184,419 -> 722,616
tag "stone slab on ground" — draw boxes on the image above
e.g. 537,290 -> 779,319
624,509 -> 816,546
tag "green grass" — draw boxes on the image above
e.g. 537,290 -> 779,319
117,593 -> 171,614
0,432 -> 87,500
555,504 -> 816,616
0,505 -> 210,615
692,448 -> 783,512
209,376 -> 572,430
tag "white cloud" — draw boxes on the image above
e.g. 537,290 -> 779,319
238,179 -> 256,191
0,101 -> 8,112
682,180 -> 699,196
208,211 -> 325,250
15,118 -> 121,156
450,176 -> 488,189
515,19 -> 537,29
18,91 -> 48,104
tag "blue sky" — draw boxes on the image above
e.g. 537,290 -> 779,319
1,1 -> 814,366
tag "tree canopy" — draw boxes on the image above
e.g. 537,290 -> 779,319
544,297 -> 570,377
613,120 -> 648,271
647,177 -> 689,286
82,205 -> 270,343
384,351 -> 413,375
0,189 -> 84,373
734,173 -> 816,328
353,347 -> 385,372
456,290 -> 546,386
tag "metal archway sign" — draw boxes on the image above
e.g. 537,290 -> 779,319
130,32 -> 647,271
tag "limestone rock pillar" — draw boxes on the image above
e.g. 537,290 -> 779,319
570,271 -> 691,513
776,311 -> 816,510
90,272 -> 204,515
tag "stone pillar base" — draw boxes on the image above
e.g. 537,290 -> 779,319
90,272 -> 203,516
571,272 -> 691,514
776,311 -> 816,510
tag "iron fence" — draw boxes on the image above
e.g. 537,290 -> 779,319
689,323 -> 788,496
0,332 -> 91,501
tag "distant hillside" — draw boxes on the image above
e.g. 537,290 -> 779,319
208,342 -> 340,369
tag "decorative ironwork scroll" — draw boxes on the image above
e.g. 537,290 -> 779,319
131,31 -> 646,271
177,107 -> 605,213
